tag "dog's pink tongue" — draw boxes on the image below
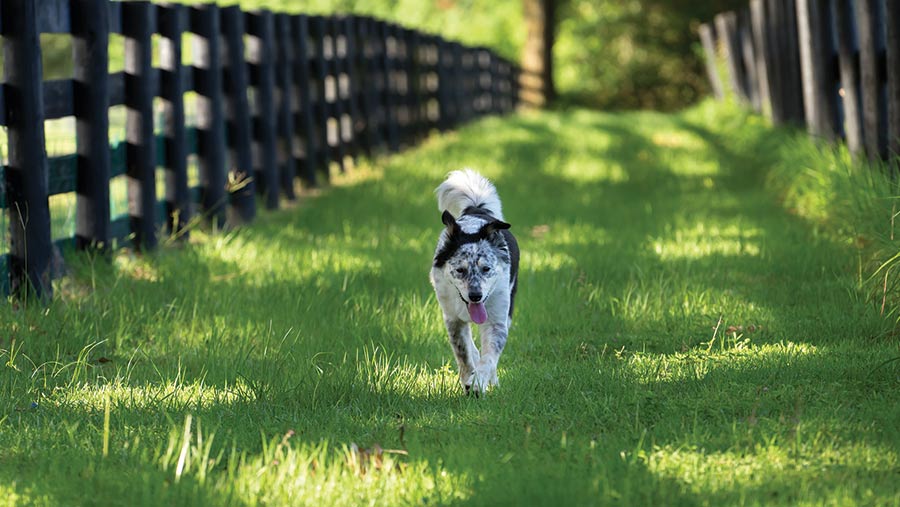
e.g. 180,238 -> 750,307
468,302 -> 488,324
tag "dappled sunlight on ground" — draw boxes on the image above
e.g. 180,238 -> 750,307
649,221 -> 764,260
521,250 -> 578,273
626,340 -> 820,386
645,440 -> 898,504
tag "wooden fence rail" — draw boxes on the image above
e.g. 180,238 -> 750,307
0,0 -> 521,300
700,0 -> 900,162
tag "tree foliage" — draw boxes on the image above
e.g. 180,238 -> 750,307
555,0 -> 745,110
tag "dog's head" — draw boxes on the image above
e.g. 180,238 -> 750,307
434,210 -> 512,323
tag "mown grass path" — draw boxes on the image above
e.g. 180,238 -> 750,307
2,103 -> 899,505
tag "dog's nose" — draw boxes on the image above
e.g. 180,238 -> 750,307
468,291 -> 483,303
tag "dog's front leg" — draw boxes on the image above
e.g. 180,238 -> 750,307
473,321 -> 508,393
445,317 -> 480,393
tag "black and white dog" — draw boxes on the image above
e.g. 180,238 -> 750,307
430,169 -> 519,395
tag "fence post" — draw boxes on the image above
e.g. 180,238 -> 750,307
191,5 -> 228,227
72,0 -> 111,251
431,37 -> 442,124
274,14 -> 297,201
351,17 -> 372,156
833,0 -> 864,153
491,51 -> 503,115
246,10 -> 280,209
452,42 -> 464,124
275,13 -> 298,200
158,3 -> 192,237
796,0 -> 839,140
500,58 -> 514,113
123,1 -> 158,251
715,12 -> 749,103
463,46 -> 474,122
435,38 -> 452,130
327,17 -> 348,168
292,15 -> 319,185
221,5 -> 257,223
885,1 -> 900,159
738,10 -> 761,112
3,0 -> 53,299
782,0 -> 807,124
379,21 -> 400,152
393,26 -> 409,146
750,0 -> 773,116
343,17 -> 365,159
402,28 -> 419,145
856,0 -> 885,160
309,16 -> 333,176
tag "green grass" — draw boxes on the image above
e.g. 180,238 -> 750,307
2,100 -> 900,506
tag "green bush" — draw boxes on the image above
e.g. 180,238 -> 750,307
555,0 -> 746,110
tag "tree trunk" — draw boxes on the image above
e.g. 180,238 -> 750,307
521,0 -> 556,106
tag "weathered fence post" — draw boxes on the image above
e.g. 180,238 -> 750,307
3,0 -> 53,298
768,0 -> 807,124
221,5 -> 257,223
796,0 -> 839,140
158,3 -> 192,237
738,10 -> 761,112
855,0 -> 885,160
699,22 -> 724,100
885,0 -> 900,159
275,13 -> 298,200
73,0 -> 111,251
123,1 -> 158,251
191,5 -> 228,227
833,0 -> 864,153
750,0 -> 773,115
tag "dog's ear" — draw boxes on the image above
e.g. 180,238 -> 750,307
481,219 -> 511,235
441,210 -> 459,234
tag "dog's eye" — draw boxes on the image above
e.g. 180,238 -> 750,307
455,267 -> 467,276
481,266 -> 491,273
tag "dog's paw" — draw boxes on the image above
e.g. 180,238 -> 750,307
468,366 -> 498,396
459,371 -> 475,395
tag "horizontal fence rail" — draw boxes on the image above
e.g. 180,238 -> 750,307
699,0 -> 900,163
0,0 -> 521,300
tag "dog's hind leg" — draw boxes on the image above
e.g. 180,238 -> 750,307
445,318 -> 480,393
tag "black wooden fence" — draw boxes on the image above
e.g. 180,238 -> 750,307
0,0 -> 521,300
700,0 -> 900,164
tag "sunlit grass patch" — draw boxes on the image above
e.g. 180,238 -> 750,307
650,221 -> 764,260
646,441 -> 899,505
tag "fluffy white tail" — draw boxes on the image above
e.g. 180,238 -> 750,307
435,169 -> 504,220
